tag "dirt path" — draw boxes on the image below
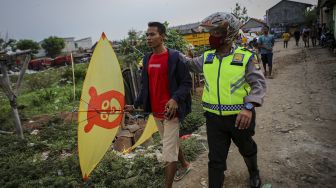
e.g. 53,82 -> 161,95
174,40 -> 336,188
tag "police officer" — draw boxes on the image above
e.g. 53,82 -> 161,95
182,12 -> 266,188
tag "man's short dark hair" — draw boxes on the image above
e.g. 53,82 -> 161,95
148,22 -> 166,36
263,26 -> 269,30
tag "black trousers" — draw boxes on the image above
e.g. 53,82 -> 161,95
205,110 -> 258,188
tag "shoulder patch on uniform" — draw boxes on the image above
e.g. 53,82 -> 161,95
205,53 -> 215,64
232,53 -> 244,63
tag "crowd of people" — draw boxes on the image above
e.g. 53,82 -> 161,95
283,23 -> 332,48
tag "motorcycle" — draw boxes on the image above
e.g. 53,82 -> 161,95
321,31 -> 336,51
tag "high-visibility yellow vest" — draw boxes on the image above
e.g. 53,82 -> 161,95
202,47 -> 253,115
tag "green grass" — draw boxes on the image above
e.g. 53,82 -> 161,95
0,64 -> 86,131
0,123 -> 204,187
180,97 -> 205,136
0,64 -> 206,187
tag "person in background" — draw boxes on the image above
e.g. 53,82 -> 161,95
258,26 -> 275,78
282,31 -> 290,48
294,29 -> 301,46
302,27 -> 310,47
310,24 -> 317,47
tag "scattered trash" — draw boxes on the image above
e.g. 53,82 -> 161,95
180,134 -> 192,140
60,150 -> 72,159
314,117 -> 321,121
200,177 -> 207,188
155,149 -> 163,162
41,151 -> 50,161
27,142 -> 35,147
280,129 -> 290,133
144,153 -> 156,158
272,160 -> 280,164
202,143 -> 208,151
57,170 -> 63,176
122,153 -> 136,159
30,129 -> 39,135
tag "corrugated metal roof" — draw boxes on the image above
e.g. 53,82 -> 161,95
267,0 -> 313,11
75,37 -> 92,42
241,18 -> 267,29
170,22 -> 204,34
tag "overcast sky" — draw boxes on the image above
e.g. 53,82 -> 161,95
0,0 -> 317,42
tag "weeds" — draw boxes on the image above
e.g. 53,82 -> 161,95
0,63 -> 206,187
180,98 -> 205,136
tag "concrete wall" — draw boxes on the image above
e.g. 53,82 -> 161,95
242,19 -> 265,29
241,19 -> 266,32
75,37 -> 92,50
62,38 -> 76,53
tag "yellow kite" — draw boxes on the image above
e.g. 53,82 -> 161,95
78,33 -> 125,180
124,114 -> 158,153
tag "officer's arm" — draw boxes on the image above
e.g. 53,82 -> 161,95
244,57 -> 266,107
179,53 -> 204,73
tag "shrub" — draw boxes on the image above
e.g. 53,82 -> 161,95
60,65 -> 87,85
25,73 -> 56,91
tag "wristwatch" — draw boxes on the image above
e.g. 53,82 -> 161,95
244,103 -> 254,111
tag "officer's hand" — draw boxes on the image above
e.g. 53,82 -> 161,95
124,105 -> 135,113
235,109 -> 252,130
164,99 -> 178,120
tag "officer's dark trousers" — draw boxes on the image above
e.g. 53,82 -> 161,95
205,110 -> 257,188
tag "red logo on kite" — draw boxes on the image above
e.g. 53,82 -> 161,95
84,87 -> 124,133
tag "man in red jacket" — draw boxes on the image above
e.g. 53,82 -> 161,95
125,22 -> 192,188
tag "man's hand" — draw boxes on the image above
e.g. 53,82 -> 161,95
124,105 -> 135,113
164,99 -> 178,120
235,109 -> 252,130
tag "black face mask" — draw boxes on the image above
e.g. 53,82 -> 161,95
209,35 -> 223,50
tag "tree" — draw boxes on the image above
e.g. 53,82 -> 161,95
165,22 -> 188,53
119,29 -> 143,64
305,6 -> 318,25
16,39 -> 40,54
232,3 -> 249,24
0,38 -> 17,52
119,22 -> 188,65
41,36 -> 65,58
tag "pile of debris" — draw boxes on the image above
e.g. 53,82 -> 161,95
113,114 -> 154,152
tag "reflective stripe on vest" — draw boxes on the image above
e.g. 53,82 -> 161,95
202,47 -> 253,115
